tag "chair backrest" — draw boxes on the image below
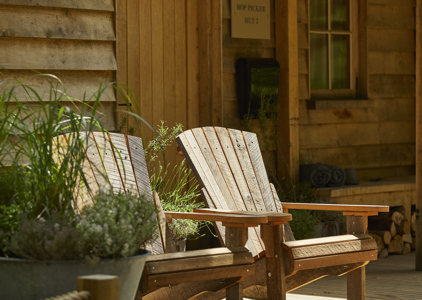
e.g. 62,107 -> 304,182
176,127 -> 291,257
54,132 -> 166,255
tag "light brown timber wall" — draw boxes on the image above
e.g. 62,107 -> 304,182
298,0 -> 416,181
118,0 -> 201,171
0,0 -> 117,130
222,0 -> 279,178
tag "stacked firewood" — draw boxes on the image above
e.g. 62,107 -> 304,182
368,207 -> 415,258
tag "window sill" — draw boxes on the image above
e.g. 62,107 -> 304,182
306,98 -> 371,110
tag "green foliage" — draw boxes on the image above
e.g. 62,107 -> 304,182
146,122 -> 205,241
0,71 -> 158,259
77,189 -> 157,259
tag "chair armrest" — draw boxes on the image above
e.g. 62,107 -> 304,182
280,202 -> 389,216
192,208 -> 292,224
165,210 -> 291,227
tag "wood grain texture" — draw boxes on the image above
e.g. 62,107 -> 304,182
109,133 -> 138,194
416,0 -> 422,271
126,135 -> 152,197
92,132 -> 124,193
0,0 -> 114,11
1,39 -> 117,71
0,70 -> 116,103
0,6 -> 115,40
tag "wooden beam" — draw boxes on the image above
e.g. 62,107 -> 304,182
275,0 -> 299,184
416,0 -> 422,272
198,0 -> 223,126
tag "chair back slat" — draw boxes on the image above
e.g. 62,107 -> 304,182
108,133 -> 138,194
227,129 -> 266,212
82,132 -> 110,191
191,128 -> 237,210
176,130 -> 229,211
92,132 -> 124,193
126,135 -> 152,197
214,127 -> 256,212
243,131 -> 278,213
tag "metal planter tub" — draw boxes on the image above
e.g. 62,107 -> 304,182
0,250 -> 150,300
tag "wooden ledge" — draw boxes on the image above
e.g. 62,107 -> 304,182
316,176 -> 415,198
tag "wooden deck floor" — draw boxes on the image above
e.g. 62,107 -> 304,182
238,252 -> 422,299
289,252 -> 422,300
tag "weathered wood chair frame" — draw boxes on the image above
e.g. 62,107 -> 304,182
175,127 -> 389,300
61,131 -> 276,300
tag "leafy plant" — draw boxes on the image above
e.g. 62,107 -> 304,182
146,122 -> 205,242
0,71 -> 158,259
77,189 -> 157,259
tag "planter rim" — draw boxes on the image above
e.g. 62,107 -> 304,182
0,249 -> 151,264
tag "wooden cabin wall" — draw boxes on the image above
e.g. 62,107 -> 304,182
0,0 -> 117,130
298,0 -> 416,181
119,0 -> 200,171
222,0 -> 279,178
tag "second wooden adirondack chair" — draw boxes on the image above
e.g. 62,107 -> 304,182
175,127 -> 389,300
65,131 -> 275,300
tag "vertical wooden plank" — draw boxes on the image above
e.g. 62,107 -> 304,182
416,0 -> 422,272
116,0 -> 128,134
261,224 -> 287,300
191,128 -> 237,210
152,0 -> 165,130
83,132 -> 110,191
198,0 -> 211,126
175,0 -> 187,127
139,0 -> 154,143
346,216 -> 367,300
108,133 -> 138,194
243,131 -> 277,212
164,0 -> 176,127
211,0 -> 223,126
228,129 -> 267,212
358,0 -> 368,98
93,132 -> 124,193
275,0 -> 299,183
187,0 -> 200,129
126,135 -> 152,197
127,0 -> 141,136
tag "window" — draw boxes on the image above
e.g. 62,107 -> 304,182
310,0 -> 358,99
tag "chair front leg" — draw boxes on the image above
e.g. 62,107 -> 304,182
346,215 -> 368,300
261,224 -> 286,300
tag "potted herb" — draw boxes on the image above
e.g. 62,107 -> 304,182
145,122 -> 206,250
0,75 -> 158,300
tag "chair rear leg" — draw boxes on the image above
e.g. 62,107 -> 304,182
347,266 -> 365,300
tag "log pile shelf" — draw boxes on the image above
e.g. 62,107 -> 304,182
368,208 -> 415,257
315,176 -> 416,258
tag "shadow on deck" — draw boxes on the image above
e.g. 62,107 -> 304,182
289,252 -> 422,300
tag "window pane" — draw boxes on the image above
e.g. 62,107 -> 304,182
331,0 -> 349,31
331,34 -> 350,89
310,0 -> 328,30
311,33 -> 329,90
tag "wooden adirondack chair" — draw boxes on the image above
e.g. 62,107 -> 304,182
59,131 -> 272,300
175,127 -> 389,300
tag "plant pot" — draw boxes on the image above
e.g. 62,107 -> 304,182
0,250 -> 150,300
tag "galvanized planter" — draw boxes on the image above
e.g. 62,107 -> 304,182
0,250 -> 150,300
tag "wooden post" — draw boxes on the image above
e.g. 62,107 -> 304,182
346,216 -> 368,300
261,224 -> 286,300
198,0 -> 223,126
225,226 -> 249,300
275,0 -> 299,184
416,0 -> 422,272
77,275 -> 119,300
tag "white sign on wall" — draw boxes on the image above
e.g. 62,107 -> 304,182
231,0 -> 271,40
